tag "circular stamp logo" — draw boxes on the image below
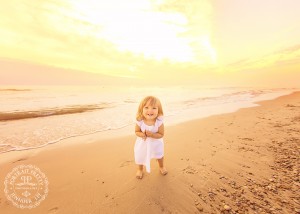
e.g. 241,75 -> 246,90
4,164 -> 49,209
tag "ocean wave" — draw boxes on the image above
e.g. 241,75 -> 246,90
0,144 -> 18,153
0,122 -> 132,154
0,103 -> 114,121
181,89 -> 275,106
0,88 -> 31,92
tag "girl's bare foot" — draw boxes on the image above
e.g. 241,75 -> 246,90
136,170 -> 143,179
159,167 -> 168,175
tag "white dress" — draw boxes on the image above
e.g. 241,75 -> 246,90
134,117 -> 164,173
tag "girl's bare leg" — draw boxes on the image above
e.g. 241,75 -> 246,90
136,165 -> 143,179
157,157 -> 168,175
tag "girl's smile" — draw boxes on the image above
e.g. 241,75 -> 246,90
142,102 -> 158,121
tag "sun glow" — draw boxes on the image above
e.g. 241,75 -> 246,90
67,0 -> 215,63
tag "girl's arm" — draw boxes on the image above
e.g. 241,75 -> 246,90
145,124 -> 164,139
135,124 -> 146,140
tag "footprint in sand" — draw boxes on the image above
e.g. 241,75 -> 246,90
12,157 -> 28,163
120,160 -> 133,168
240,137 -> 254,141
286,104 -> 299,108
241,164 -> 251,169
183,165 -> 198,174
48,207 -> 59,213
292,116 -> 300,122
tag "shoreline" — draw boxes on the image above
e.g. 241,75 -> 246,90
0,89 -> 297,156
0,92 -> 299,213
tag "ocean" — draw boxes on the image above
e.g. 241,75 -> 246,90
0,85 -> 297,153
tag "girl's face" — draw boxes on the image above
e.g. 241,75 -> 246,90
142,100 -> 159,121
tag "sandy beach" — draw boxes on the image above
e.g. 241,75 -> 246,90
0,92 -> 299,214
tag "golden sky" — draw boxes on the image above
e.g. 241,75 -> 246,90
0,0 -> 299,86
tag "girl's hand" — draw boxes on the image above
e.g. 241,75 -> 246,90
145,130 -> 153,137
141,132 -> 147,141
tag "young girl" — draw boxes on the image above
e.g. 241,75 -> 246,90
134,96 -> 168,179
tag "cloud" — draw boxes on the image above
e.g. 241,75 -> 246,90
0,0 -> 219,79
223,44 -> 300,73
154,0 -> 216,63
0,58 -> 141,85
0,1 -> 144,77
